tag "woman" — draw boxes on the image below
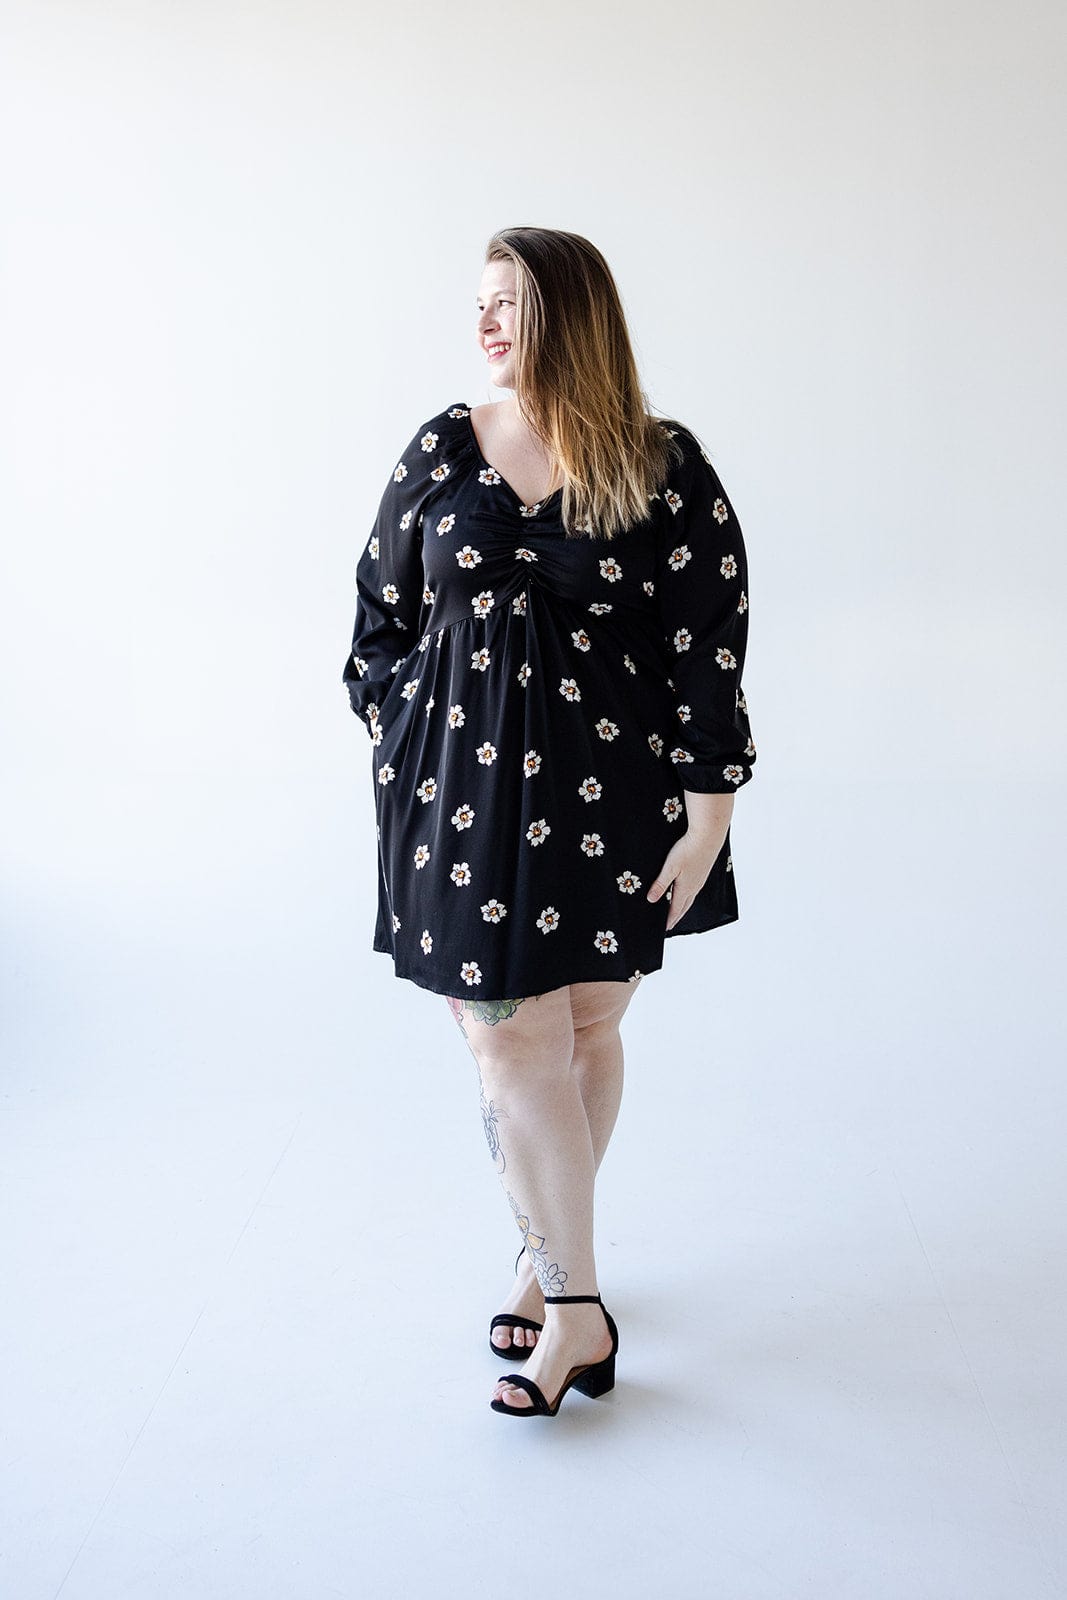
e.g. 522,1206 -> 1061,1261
341,226 -> 757,1417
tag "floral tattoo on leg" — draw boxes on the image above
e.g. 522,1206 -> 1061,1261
507,1190 -> 568,1296
478,1068 -> 507,1174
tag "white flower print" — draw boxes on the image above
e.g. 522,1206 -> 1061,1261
745,734 -> 756,757
512,591 -> 527,616
460,960 -> 482,986
401,678 -> 420,700
628,970 -> 644,983
571,629 -> 592,652
623,654 -> 637,675
476,741 -> 498,765
371,722 -> 383,747
664,488 -> 683,514
578,776 -> 603,803
414,844 -> 431,869
478,467 -> 502,485
523,750 -> 542,778
420,929 -> 433,953
450,862 -> 472,887
720,553 -> 739,579
642,580 -> 655,596
515,547 -> 538,562
425,697 -> 434,716
368,536 -> 380,559
451,803 -> 476,830
595,718 -> 619,741
648,732 -> 664,756
456,544 -> 482,568
526,818 -> 551,845
430,463 -> 450,482
668,545 -> 692,571
350,653 -> 368,678
598,557 -> 622,583
392,462 -> 408,483
676,704 -> 692,723
422,584 -> 435,605
537,907 -> 561,934
420,431 -> 438,452
393,913 -> 401,932
737,690 -> 748,713
670,747 -> 694,765
559,677 -> 582,703
715,646 -> 738,671
517,662 -> 532,687
673,628 -> 692,654
382,583 -> 400,605
713,497 -> 729,524
723,764 -> 745,785
594,930 -> 619,954
377,763 -> 396,785
481,899 -> 507,923
580,833 -> 605,857
471,590 -> 495,617
436,513 -> 456,536
519,502 -> 543,518
447,703 -> 465,729
588,602 -> 613,615
471,648 -> 491,671
616,870 -> 642,894
662,795 -> 683,822
738,590 -> 748,613
726,855 -> 733,872
416,776 -> 438,802
449,406 -> 470,418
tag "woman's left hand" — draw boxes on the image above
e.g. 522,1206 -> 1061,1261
647,792 -> 734,930
646,830 -> 726,932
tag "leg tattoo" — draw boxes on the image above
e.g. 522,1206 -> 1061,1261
507,1190 -> 568,1296
479,1070 -> 507,1173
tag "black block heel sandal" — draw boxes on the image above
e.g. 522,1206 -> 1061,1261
488,1247 -> 544,1360
490,1293 -> 619,1417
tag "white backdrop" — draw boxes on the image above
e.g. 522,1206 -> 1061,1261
2,2 -> 1065,1596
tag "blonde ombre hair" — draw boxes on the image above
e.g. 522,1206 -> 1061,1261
485,227 -> 685,540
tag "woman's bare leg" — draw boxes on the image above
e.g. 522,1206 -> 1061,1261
491,982 -> 636,1350
446,978 -> 641,1403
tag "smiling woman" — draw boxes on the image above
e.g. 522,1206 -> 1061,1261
340,225 -> 758,1420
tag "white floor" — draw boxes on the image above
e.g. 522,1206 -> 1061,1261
3,778 -> 1065,1600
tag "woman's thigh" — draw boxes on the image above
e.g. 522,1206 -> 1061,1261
444,985 -> 575,1071
568,977 -> 643,1038
444,977 -> 642,1064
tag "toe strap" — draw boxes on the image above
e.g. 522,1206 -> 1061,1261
489,1314 -> 544,1334
491,1373 -> 550,1414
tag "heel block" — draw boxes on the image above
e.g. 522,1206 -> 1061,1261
572,1353 -> 616,1399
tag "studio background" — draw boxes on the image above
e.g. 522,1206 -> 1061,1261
2,2 -> 1064,1596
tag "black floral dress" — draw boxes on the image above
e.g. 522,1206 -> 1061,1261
341,402 -> 757,1000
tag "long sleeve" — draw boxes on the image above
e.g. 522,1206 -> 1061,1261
653,429 -> 757,793
342,420 -> 436,737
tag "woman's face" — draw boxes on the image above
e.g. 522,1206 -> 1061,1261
476,261 -> 518,390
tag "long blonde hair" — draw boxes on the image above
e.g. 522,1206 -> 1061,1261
485,227 -> 685,540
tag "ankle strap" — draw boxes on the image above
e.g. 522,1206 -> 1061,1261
543,1293 -> 602,1305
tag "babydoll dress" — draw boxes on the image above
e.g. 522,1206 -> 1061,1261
341,401 -> 757,1000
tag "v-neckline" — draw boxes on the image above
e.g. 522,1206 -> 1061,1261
464,406 -> 562,517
